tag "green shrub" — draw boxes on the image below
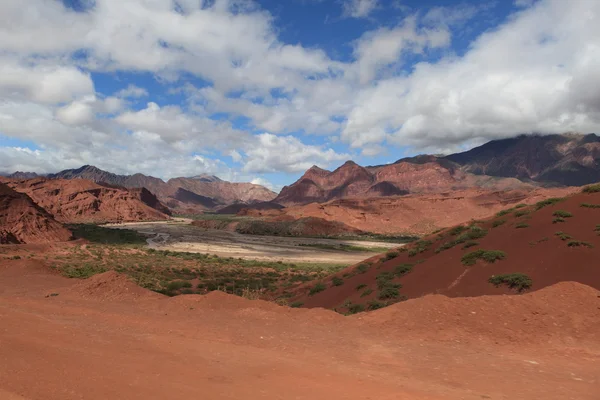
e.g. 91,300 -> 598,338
309,282 -> 326,295
376,271 -> 395,289
435,226 -> 488,253
408,240 -> 432,257
555,231 -> 572,241
461,250 -> 506,266
449,226 -> 467,235
515,204 -> 527,209
567,241 -> 594,248
553,210 -> 573,218
535,197 -> 565,210
580,203 -> 600,209
492,219 -> 506,228
360,288 -> 373,297
356,283 -> 367,291
394,263 -> 413,277
495,209 -> 512,217
11,255 -> 21,260
462,241 -> 478,249
166,280 -> 192,291
514,210 -> 531,218
582,184 -> 600,193
515,223 -> 530,229
552,217 -> 565,224
368,300 -> 385,310
290,301 -> 304,308
378,286 -> 400,300
384,251 -> 399,261
332,276 -> 344,286
62,264 -> 107,279
347,303 -> 365,314
488,273 -> 532,292
355,263 -> 370,274
595,225 -> 600,233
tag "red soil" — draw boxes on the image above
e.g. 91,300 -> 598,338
0,260 -> 598,399
269,187 -> 578,235
6,178 -> 170,224
0,183 -> 71,244
294,189 -> 600,311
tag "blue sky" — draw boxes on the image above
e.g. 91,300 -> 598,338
1,0 -> 599,191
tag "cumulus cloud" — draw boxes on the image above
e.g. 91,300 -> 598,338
243,133 -> 349,173
342,0 -> 379,18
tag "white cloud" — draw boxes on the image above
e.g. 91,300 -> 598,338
251,177 -> 279,192
116,84 -> 149,98
243,133 -> 349,173
343,0 -> 379,18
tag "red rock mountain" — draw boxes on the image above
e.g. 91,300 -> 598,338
6,178 -> 170,224
275,159 -> 531,206
47,166 -> 277,212
444,133 -> 600,185
0,182 -> 72,244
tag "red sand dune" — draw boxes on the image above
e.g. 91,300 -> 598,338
0,261 -> 598,399
293,189 -> 600,311
5,178 -> 170,224
0,182 -> 71,244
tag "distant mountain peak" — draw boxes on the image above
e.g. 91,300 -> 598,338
189,174 -> 222,182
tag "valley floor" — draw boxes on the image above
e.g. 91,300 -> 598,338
104,219 -> 402,264
0,261 -> 598,400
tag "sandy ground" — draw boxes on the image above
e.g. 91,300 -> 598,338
104,219 -> 403,264
0,260 -> 598,400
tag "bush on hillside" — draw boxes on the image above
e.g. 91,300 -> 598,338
535,198 -> 565,210
582,184 -> 600,193
360,288 -> 373,297
515,223 -> 530,229
567,241 -> 594,248
356,283 -> 367,291
553,210 -> 573,218
355,263 -> 370,274
492,219 -> 506,228
554,231 -> 572,241
580,203 -> 600,208
309,282 -> 326,296
461,249 -> 506,266
332,276 -> 344,286
394,263 -> 413,277
488,273 -> 532,292
367,300 -> 385,310
347,303 -> 365,314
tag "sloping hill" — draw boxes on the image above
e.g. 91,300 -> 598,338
0,182 -> 71,244
445,133 -> 600,185
291,184 -> 600,313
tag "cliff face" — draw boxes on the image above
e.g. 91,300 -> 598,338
6,178 -> 170,224
0,182 -> 72,244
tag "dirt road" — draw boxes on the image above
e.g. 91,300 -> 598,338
0,260 -> 598,399
105,219 -> 403,264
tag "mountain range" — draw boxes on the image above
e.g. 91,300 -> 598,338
275,133 -> 599,205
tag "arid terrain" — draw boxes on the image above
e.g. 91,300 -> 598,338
105,219 -> 401,264
0,259 -> 598,400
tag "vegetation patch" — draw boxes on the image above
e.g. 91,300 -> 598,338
461,249 -> 506,266
529,237 -> 549,246
462,241 -> 479,249
360,288 -> 373,297
515,223 -> 530,229
552,217 -> 565,224
384,251 -> 399,261
290,301 -> 303,308
582,184 -> 600,194
515,204 -> 527,209
355,263 -> 371,274
553,210 -> 573,218
514,210 -> 531,218
448,225 -> 468,236
394,263 -> 414,277
554,231 -> 572,241
488,273 -> 532,292
378,286 -> 400,300
492,219 -> 506,228
347,303 -> 365,315
535,197 -> 565,210
580,203 -> 600,209
356,283 -> 367,291
567,241 -> 594,248
61,263 -> 108,279
331,276 -> 344,286
67,224 -> 147,246
376,271 -> 396,289
309,282 -> 326,295
367,300 -> 385,310
435,226 -> 488,253
495,209 -> 512,217
595,225 -> 600,234
408,240 -> 432,257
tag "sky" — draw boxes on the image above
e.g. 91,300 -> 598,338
0,0 -> 599,191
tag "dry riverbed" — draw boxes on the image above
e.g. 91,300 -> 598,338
104,219 -> 404,264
